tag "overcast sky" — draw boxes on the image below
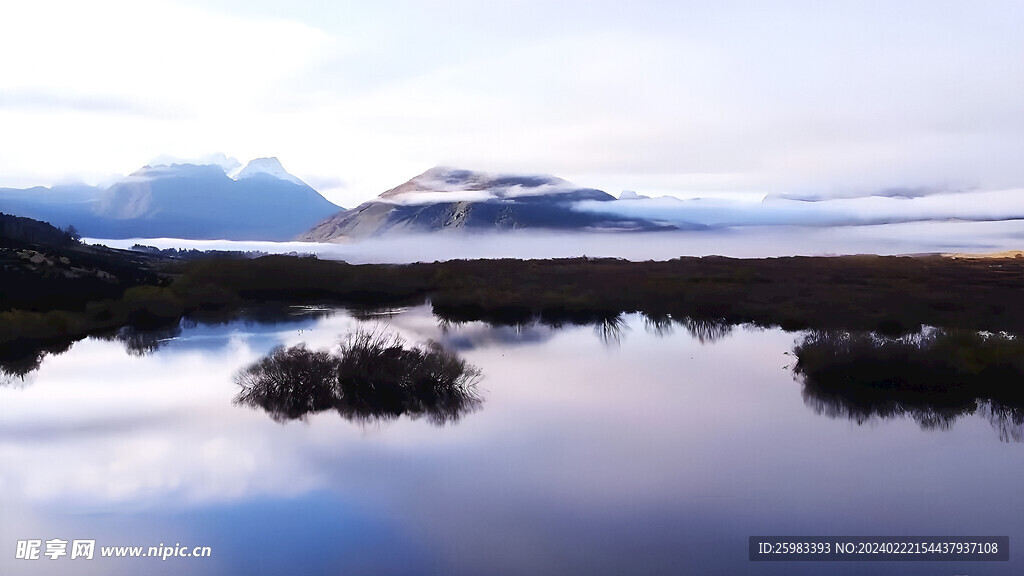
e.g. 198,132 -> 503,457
1,0 -> 1022,206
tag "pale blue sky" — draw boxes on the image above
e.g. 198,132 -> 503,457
1,0 -> 1022,205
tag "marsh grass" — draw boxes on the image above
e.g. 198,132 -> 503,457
235,328 -> 482,425
9,252 -> 1024,379
794,329 -> 1024,440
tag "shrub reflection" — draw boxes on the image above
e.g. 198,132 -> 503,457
793,329 -> 1024,441
0,340 -> 74,385
235,329 -> 483,425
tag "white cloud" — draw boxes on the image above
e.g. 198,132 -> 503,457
382,190 -> 497,205
0,0 -> 337,188
0,1 -> 335,109
87,217 -> 1024,261
573,188 -> 1024,228
1,1 -> 1023,206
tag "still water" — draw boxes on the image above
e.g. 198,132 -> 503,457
1,306 -> 1021,575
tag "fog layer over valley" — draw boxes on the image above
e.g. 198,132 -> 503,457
93,217 -> 1024,264
579,187 -> 1024,228
9,159 -> 1024,259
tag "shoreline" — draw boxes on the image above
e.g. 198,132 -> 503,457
941,249 -> 1024,259
5,252 -> 1024,378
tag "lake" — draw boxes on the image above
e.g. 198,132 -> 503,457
2,305 -> 1021,575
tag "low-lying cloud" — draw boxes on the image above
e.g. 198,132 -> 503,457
381,190 -> 498,206
89,217 -> 1024,263
574,189 -> 1024,228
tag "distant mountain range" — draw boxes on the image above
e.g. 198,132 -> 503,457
0,158 -> 341,241
1,163 -> 692,243
300,166 -> 679,241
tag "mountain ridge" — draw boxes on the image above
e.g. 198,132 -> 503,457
300,166 -> 679,241
0,158 -> 341,241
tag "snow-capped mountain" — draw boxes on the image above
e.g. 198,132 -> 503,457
375,166 -> 613,203
300,166 -> 677,241
232,157 -> 308,187
0,158 -> 342,241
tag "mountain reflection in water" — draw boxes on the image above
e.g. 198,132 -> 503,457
793,329 -> 1024,441
234,329 -> 483,425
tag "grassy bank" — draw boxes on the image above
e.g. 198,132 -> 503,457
172,254 -> 1024,334
4,252 -> 1024,376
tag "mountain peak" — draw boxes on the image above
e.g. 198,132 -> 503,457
147,152 -> 242,174
299,165 -> 669,241
379,166 -> 573,199
233,157 -> 307,187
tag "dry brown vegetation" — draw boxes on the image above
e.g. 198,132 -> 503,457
5,252 -> 1024,378
176,254 -> 1024,335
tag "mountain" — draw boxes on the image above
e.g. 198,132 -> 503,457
0,184 -> 105,233
0,158 -> 342,241
301,166 -> 676,241
233,157 -> 308,186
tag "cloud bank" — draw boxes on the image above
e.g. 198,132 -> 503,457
88,216 -> 1024,262
574,189 -> 1024,228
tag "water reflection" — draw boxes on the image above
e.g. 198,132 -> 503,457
641,312 -> 674,337
234,329 -> 483,425
0,305 -> 339,380
6,306 -> 1024,575
594,314 -> 629,346
346,305 -> 410,322
108,324 -> 184,356
0,340 -> 73,385
93,305 -> 340,358
433,321 -> 555,351
679,317 -> 733,344
793,329 -> 1024,440
638,313 -> 734,343
434,310 -> 734,348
